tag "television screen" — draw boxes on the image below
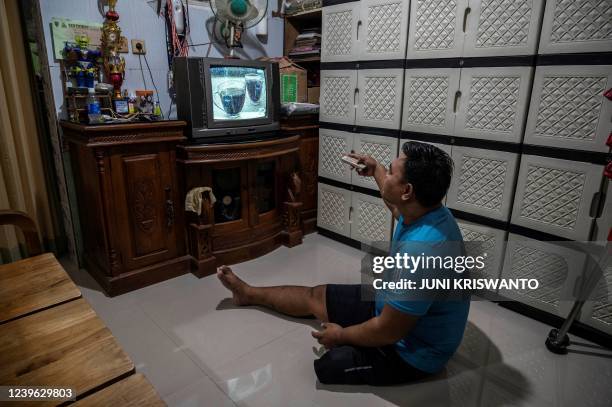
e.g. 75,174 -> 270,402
209,65 -> 268,122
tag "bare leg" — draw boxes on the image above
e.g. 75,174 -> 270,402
217,265 -> 328,321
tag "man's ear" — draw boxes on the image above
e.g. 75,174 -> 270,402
401,183 -> 413,202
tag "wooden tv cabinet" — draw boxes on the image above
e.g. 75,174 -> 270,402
280,114 -> 319,235
62,120 -> 315,294
178,135 -> 304,277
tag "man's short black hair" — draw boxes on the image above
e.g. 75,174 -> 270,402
400,141 -> 453,207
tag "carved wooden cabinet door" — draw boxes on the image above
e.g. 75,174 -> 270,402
110,149 -> 180,272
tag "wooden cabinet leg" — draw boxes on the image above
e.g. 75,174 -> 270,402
188,223 -> 217,278
281,201 -> 303,247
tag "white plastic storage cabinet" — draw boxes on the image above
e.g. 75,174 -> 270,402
454,67 -> 534,143
319,70 -> 357,125
457,220 -> 507,296
322,0 -> 409,62
538,0 -> 612,54
318,129 -> 398,190
593,182 -> 612,242
402,68 -> 461,135
317,183 -> 352,236
510,155 -> 603,241
408,0 -> 547,58
352,133 -> 398,189
446,146 -> 519,221
500,233 -> 587,317
579,262 -> 612,335
317,183 -> 393,243
321,2 -> 360,62
318,128 -> 354,183
350,191 -> 394,244
406,0 -> 468,59
359,0 -> 410,61
462,0 -> 545,57
356,69 -> 405,130
524,65 -> 612,153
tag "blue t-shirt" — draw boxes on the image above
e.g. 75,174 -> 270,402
374,206 -> 470,373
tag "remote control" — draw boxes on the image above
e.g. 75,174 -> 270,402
341,155 -> 367,170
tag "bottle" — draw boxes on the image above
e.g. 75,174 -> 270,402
87,88 -> 102,124
127,92 -> 136,114
153,100 -> 161,118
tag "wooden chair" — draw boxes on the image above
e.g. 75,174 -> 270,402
0,210 -> 42,257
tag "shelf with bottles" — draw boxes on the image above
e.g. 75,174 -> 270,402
65,90 -> 112,123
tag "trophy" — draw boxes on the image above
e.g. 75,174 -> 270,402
101,0 -> 125,99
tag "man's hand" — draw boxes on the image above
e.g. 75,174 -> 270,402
311,322 -> 344,349
347,152 -> 378,177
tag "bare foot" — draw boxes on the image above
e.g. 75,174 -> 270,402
216,265 -> 250,306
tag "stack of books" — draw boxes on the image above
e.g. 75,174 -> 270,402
284,0 -> 322,15
289,30 -> 321,58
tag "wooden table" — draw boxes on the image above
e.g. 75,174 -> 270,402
73,373 -> 165,406
0,253 -> 164,405
0,298 -> 135,405
0,253 -> 81,324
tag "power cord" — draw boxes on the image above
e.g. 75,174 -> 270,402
138,53 -> 148,89
143,53 -> 164,119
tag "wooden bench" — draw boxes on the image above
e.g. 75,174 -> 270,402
73,373 -> 164,406
0,299 -> 134,403
0,253 -> 81,324
0,210 -> 165,405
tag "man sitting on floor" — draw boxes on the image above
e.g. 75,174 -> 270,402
217,141 -> 470,385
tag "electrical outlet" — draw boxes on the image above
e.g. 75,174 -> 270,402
131,39 -> 146,54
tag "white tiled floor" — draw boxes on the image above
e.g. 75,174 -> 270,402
63,234 -> 612,407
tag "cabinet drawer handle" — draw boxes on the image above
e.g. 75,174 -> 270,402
165,187 -> 174,227
462,7 -> 471,32
453,90 -> 462,113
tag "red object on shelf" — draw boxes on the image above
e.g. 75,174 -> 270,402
607,132 -> 612,148
605,162 -> 612,179
109,71 -> 123,99
605,88 -> 612,100
106,10 -> 119,20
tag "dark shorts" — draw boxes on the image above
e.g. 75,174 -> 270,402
313,284 -> 430,386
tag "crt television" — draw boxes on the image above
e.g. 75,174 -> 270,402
174,57 -> 280,140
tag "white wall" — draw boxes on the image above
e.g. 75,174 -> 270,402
40,0 -> 284,119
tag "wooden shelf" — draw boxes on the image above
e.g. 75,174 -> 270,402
289,55 -> 320,63
283,3 -> 321,103
284,8 -> 322,20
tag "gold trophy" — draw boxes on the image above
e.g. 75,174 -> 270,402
101,0 -> 125,99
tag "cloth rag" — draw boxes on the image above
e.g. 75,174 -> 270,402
185,187 -> 216,215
